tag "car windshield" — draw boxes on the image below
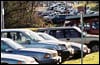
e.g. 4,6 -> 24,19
38,33 -> 59,41
59,44 -> 67,50
4,39 -> 24,49
25,31 -> 44,41
74,26 -> 82,33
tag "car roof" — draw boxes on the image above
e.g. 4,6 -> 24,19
1,29 -> 32,32
38,26 -> 81,30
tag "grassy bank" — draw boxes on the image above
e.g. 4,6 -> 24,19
62,52 -> 99,64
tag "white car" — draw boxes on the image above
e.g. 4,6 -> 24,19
37,32 -> 91,58
36,26 -> 99,52
1,53 -> 39,64
1,29 -> 71,61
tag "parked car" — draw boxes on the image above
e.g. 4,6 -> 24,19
1,38 -> 61,64
35,26 -> 99,52
37,32 -> 91,58
1,29 -> 72,61
43,13 -> 66,24
1,53 -> 39,64
48,2 -> 66,13
51,14 -> 66,24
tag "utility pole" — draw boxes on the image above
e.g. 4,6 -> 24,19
80,11 -> 84,64
1,1 -> 4,29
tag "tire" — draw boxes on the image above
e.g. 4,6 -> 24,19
91,44 -> 99,52
72,50 -> 86,59
88,41 -> 99,52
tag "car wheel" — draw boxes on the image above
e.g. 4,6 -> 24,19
91,44 -> 99,52
88,41 -> 99,52
72,51 -> 86,59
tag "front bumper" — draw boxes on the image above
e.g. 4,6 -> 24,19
39,56 -> 61,64
57,50 -> 70,61
72,50 -> 87,59
83,48 -> 91,54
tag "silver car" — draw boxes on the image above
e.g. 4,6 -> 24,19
37,32 -> 91,58
1,38 -> 61,64
36,26 -> 99,52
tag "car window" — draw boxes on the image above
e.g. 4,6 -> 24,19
49,28 -> 81,38
12,32 -> 30,44
64,29 -> 81,38
49,29 -> 64,38
1,32 -> 30,44
1,32 -> 12,39
49,30 -> 56,37
25,31 -> 44,41
1,41 -> 12,52
56,30 -> 64,38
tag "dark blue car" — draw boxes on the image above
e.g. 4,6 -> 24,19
1,38 -> 61,64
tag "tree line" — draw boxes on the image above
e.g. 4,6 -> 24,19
4,1 -> 99,28
4,1 -> 49,28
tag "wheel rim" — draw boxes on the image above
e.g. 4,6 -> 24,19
92,45 -> 99,52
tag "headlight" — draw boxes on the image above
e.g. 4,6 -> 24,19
68,48 -> 74,55
52,53 -> 58,57
83,46 -> 91,53
65,42 -> 71,48
66,44 -> 71,48
44,53 -> 51,58
83,47 -> 88,53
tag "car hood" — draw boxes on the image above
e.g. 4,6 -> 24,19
20,48 -> 57,54
39,40 -> 72,48
85,34 -> 99,37
70,42 -> 87,49
1,53 -> 35,62
39,40 -> 66,45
